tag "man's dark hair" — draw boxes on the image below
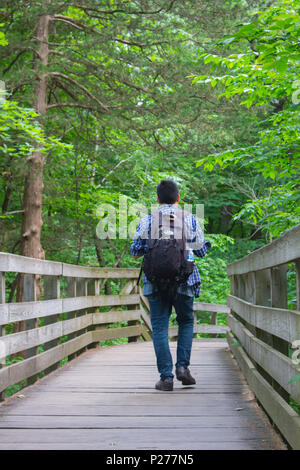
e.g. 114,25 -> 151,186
157,180 -> 179,204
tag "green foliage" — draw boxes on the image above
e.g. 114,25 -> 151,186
0,0 -> 298,329
0,100 -> 45,159
0,24 -> 8,46
192,0 -> 300,239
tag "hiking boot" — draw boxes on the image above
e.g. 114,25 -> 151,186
155,377 -> 174,391
176,366 -> 196,385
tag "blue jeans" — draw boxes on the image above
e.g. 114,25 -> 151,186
146,292 -> 194,380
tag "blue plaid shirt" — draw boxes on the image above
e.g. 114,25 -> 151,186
130,204 -> 211,297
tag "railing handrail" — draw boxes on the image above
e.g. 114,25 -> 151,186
0,251 -> 140,278
226,224 -> 300,450
227,223 -> 300,276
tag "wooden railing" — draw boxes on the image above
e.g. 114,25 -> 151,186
0,252 -> 229,400
226,224 -> 300,449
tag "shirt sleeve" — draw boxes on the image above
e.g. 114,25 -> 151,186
187,214 -> 211,256
129,214 -> 150,257
193,240 -> 212,258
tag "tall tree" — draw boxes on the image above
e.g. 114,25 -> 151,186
1,0 -> 251,263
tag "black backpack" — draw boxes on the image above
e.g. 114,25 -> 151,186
137,208 -> 194,299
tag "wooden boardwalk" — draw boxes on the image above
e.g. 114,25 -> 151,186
0,339 -> 286,450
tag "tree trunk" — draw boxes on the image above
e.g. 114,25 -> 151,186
16,14 -> 50,334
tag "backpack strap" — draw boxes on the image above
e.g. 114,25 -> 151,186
136,265 -> 143,287
150,207 -> 186,240
158,210 -> 163,239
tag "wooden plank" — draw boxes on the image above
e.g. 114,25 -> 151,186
139,287 -> 229,316
139,287 -> 150,312
0,252 -> 141,279
169,325 -> 229,337
193,302 -> 230,314
0,294 -> 141,326
0,414 -> 277,429
271,265 -> 288,309
0,304 -> 8,326
92,325 -> 142,342
126,284 -> 140,343
0,315 -> 93,359
140,325 -> 152,342
210,311 -> 218,339
62,294 -> 140,311
228,313 -> 300,403
227,295 -> 300,343
0,252 -> 62,275
0,299 -> 62,326
74,278 -> 88,357
270,265 -> 290,400
0,272 -> 5,401
0,428 -> 284,450
227,224 -> 300,275
0,404 -> 265,417
62,264 -> 139,279
43,275 -> 61,374
296,260 -> 300,311
93,310 -> 141,325
0,332 -> 93,392
66,277 -> 77,361
0,273 -> 5,303
119,280 -> 135,295
227,331 -> 300,450
23,274 -> 38,385
244,272 -> 255,303
237,274 -> 246,300
138,305 -> 152,333
86,278 -> 100,350
253,270 -> 274,366
0,340 -> 285,450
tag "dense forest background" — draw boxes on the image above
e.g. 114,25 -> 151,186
0,0 -> 299,309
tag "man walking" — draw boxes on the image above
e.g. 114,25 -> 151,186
130,180 -> 211,391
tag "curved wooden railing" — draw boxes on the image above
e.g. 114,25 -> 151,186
227,224 -> 300,449
0,252 -> 229,401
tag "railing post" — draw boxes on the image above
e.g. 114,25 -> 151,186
75,277 -> 88,356
92,277 -> 111,346
43,275 -> 61,374
244,272 -> 257,337
252,269 -> 275,389
230,274 -> 239,297
210,312 -> 218,338
87,278 -> 100,350
245,272 -> 255,304
254,269 -> 273,345
238,274 -> 246,300
0,272 -> 5,401
66,277 -> 77,362
23,274 -> 38,385
128,284 -> 141,343
296,260 -> 300,311
270,264 -> 290,401
193,309 -> 198,339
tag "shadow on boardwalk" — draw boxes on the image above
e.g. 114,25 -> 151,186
0,339 -> 286,450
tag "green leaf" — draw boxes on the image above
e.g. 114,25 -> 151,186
288,375 -> 300,385
231,340 -> 242,347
